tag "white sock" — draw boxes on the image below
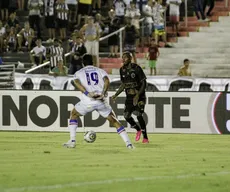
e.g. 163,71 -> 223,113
117,126 -> 132,146
69,119 -> 78,142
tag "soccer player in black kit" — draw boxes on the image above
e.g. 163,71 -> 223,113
112,52 -> 149,143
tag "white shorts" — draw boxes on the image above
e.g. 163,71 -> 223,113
75,99 -> 112,118
85,40 -> 99,56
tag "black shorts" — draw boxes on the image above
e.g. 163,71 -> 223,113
124,96 -> 146,115
1,0 -> 10,9
57,19 -> 68,28
108,35 -> 118,46
78,3 -> 91,15
45,16 -> 55,28
68,4 -> 77,12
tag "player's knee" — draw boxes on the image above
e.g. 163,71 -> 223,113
124,112 -> 131,120
107,115 -> 117,125
70,108 -> 79,119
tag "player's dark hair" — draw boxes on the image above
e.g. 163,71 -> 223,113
122,52 -> 132,59
82,54 -> 94,66
184,59 -> 189,63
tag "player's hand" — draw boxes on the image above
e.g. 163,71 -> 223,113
133,94 -> 139,106
88,92 -> 96,98
111,95 -> 117,102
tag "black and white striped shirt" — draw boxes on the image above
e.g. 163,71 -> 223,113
48,45 -> 64,67
44,0 -> 55,16
56,3 -> 68,20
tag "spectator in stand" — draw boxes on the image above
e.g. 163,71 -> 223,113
108,8 -> 116,21
125,1 -> 141,47
44,0 -> 56,41
56,0 -> 69,40
47,39 -> 65,70
123,17 -> 138,63
0,57 -> 2,65
6,27 -> 17,52
69,36 -> 87,74
1,0 -> 10,21
107,0 -> 113,9
178,59 -> 192,76
114,0 -> 126,25
153,0 -> 171,47
147,39 -> 159,75
9,0 -> 18,14
80,16 -> 100,66
6,12 -> 20,33
143,0 -> 154,45
49,59 -> 68,76
95,13 -> 105,36
108,18 -> 120,58
18,0 -> 25,10
193,0 -> 210,22
66,0 -> 78,23
76,0 -> 92,28
28,0 -> 43,38
92,0 -> 101,13
166,0 -> 181,37
0,21 -> 6,53
203,0 -> 215,17
30,39 -> 46,67
17,22 -> 35,51
123,0 -> 132,8
136,0 -> 148,12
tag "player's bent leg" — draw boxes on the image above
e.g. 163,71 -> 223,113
137,114 -> 149,143
107,111 -> 134,149
124,111 -> 141,141
63,108 -> 82,148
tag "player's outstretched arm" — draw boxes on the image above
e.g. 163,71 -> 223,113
102,76 -> 110,96
112,83 -> 125,101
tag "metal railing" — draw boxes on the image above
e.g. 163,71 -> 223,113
99,18 -> 145,59
25,18 -> 145,74
25,52 -> 71,74
0,64 -> 15,89
185,0 -> 188,28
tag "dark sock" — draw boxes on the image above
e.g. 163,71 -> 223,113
126,117 -> 141,131
137,116 -> 148,139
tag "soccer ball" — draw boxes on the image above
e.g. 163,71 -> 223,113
84,130 -> 97,143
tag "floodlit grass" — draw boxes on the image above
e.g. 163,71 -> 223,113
0,132 -> 230,192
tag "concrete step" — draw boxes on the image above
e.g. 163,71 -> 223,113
177,37 -> 230,45
218,16 -> 230,21
158,47 -> 230,54
199,27 -> 230,32
167,26 -> 199,32
180,21 -> 210,27
210,21 -> 230,26
212,11 -> 230,16
157,53 -> 230,59
157,59 -> 230,65
174,43 -> 230,48
185,16 -> 219,22
188,31 -> 230,37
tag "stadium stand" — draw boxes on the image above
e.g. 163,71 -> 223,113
0,0 -> 229,78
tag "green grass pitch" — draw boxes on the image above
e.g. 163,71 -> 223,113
0,132 -> 230,192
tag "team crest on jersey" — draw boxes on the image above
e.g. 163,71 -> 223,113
131,73 -> 135,78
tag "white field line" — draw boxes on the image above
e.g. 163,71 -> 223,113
3,171 -> 230,192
